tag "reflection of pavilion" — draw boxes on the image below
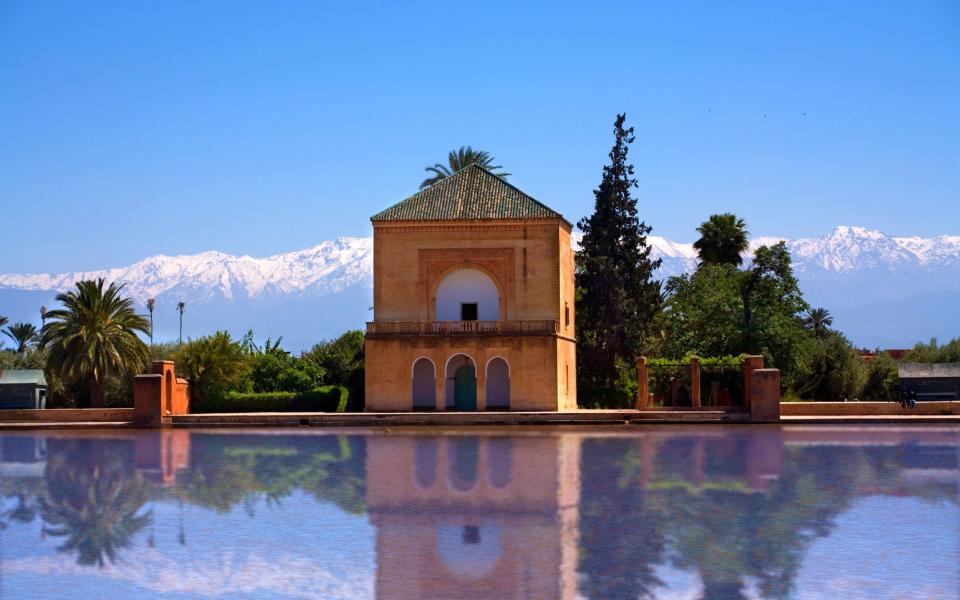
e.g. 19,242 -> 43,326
366,435 -> 581,600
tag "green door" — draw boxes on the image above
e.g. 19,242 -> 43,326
454,365 -> 477,411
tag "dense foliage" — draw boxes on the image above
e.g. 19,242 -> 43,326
575,114 -> 661,406
693,213 -> 749,266
40,279 -> 150,408
193,386 -> 349,413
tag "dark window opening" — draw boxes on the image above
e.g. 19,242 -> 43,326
565,302 -> 570,327
461,303 -> 478,321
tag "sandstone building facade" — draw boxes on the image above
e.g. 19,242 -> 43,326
365,165 -> 577,411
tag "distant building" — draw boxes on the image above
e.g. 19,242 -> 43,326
859,349 -> 910,361
364,165 -> 577,411
0,369 -> 48,409
898,363 -> 960,401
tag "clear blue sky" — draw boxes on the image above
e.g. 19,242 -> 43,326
2,0 -> 958,273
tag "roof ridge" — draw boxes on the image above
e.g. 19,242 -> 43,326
371,164 -> 569,225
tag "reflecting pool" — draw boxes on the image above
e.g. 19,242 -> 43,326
1,426 -> 957,599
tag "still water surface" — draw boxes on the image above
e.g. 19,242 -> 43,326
0,426 -> 957,599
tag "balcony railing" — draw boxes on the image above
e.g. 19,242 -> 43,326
366,320 -> 559,336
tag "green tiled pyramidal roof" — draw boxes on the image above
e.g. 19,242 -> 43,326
372,164 -> 567,223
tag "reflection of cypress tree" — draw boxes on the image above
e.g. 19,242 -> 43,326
577,436 -> 932,600
653,445 -> 885,600
578,439 -> 666,599
40,440 -> 152,567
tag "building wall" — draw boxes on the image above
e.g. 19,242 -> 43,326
367,218 -> 577,411
372,220 -> 567,323
900,377 -> 960,401
365,335 -> 561,411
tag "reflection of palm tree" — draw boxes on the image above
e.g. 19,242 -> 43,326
40,441 -> 153,567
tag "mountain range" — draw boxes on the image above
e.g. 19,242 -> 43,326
1,226 -> 957,351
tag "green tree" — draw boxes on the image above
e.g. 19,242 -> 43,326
40,279 -> 150,408
795,331 -> 865,400
3,322 -> 39,353
172,331 -> 249,403
576,114 -> 662,405
903,337 -> 960,363
802,307 -> 833,338
303,330 -> 365,410
245,335 -> 325,393
659,264 -> 745,359
420,146 -> 510,188
741,243 -> 810,382
657,240 -> 811,389
146,298 -> 156,344
861,351 -> 899,401
176,301 -> 186,344
693,213 -> 749,267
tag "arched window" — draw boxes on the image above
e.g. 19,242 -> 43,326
435,268 -> 500,321
485,357 -> 510,410
446,354 -> 477,411
412,357 -> 436,411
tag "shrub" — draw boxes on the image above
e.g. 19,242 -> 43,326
193,385 -> 349,413
172,331 -> 249,402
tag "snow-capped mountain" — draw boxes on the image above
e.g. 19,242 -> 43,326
0,237 -> 373,302
0,227 -> 957,349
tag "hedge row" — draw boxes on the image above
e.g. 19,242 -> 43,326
194,385 -> 349,413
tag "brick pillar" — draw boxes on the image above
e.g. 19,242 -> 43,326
750,368 -> 781,421
133,361 -> 190,428
636,357 -> 648,410
435,369 -> 446,412
690,356 -> 701,410
476,363 -> 487,411
743,355 -> 764,409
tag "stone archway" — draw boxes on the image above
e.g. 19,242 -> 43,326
485,357 -> 510,410
412,357 -> 436,411
446,354 -> 477,411
435,268 -> 501,321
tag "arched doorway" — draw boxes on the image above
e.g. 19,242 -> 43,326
412,357 -> 436,411
485,357 -> 510,410
435,268 -> 501,321
165,370 -> 173,415
446,354 -> 477,411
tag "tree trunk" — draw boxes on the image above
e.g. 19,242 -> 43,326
89,376 -> 103,408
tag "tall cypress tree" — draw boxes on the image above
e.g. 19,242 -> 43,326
576,114 -> 661,405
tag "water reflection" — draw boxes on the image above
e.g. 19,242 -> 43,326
0,427 -> 957,598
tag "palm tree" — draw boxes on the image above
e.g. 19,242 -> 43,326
693,213 -> 749,267
146,298 -> 156,345
40,279 -> 150,408
41,440 -> 152,567
40,306 -> 48,326
420,146 -> 510,188
177,301 -> 186,344
802,307 -> 833,338
3,322 -> 39,353
0,315 -> 7,329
